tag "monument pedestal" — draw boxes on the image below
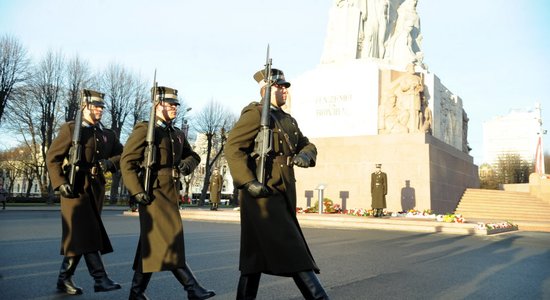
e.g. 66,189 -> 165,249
295,133 -> 479,214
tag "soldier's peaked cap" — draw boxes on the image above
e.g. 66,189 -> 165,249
253,68 -> 291,88
376,164 -> 382,168
152,86 -> 180,105
81,89 -> 105,107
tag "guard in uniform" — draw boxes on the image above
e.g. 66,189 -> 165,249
46,89 -> 123,295
120,86 -> 215,300
208,168 -> 223,210
371,164 -> 388,217
225,68 -> 330,299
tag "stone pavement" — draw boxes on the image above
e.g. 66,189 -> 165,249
4,205 -> 532,235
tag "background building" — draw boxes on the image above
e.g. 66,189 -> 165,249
483,102 -> 544,166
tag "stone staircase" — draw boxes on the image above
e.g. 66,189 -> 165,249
455,188 -> 550,232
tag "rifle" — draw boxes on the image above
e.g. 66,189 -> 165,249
66,91 -> 86,191
254,45 -> 273,184
143,71 -> 158,195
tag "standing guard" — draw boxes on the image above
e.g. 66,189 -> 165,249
371,163 -> 388,217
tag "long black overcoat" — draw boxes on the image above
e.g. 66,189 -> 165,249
120,122 -> 200,273
371,171 -> 388,209
46,122 -> 123,256
225,102 -> 320,276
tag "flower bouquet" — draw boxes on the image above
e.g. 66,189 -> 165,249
476,221 -> 518,234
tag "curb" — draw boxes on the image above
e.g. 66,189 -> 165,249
122,209 -> 520,236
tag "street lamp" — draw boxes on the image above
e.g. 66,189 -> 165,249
316,184 -> 326,215
181,107 -> 192,136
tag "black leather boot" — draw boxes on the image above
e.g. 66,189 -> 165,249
57,255 -> 83,295
129,271 -> 152,300
292,271 -> 330,300
83,252 -> 122,292
172,263 -> 216,300
236,273 -> 261,300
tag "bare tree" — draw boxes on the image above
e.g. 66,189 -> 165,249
129,75 -> 149,128
99,62 -> 138,136
495,153 -> 532,185
0,34 -> 30,125
193,99 -> 236,206
5,50 -> 65,200
64,55 -> 93,121
99,63 -> 144,203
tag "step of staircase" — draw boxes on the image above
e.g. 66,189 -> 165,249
455,188 -> 550,232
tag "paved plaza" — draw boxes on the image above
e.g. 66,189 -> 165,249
1,208 -> 549,300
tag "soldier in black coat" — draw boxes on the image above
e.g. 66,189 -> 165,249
371,164 -> 388,217
46,89 -> 122,295
225,68 -> 330,299
121,86 -> 215,300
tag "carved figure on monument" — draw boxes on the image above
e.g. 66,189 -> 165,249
357,0 -> 390,59
389,63 -> 423,133
321,0 -> 362,63
420,96 -> 432,134
383,0 -> 422,67
462,109 -> 470,153
378,93 -> 409,134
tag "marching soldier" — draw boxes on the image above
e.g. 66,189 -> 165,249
46,89 -> 123,295
225,68 -> 330,299
120,86 -> 215,300
371,163 -> 388,217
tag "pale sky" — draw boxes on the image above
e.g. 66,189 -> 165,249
1,0 -> 549,165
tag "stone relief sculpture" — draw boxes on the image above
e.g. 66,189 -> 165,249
379,64 -> 425,134
462,109 -> 470,152
321,0 -> 363,63
378,93 -> 409,134
322,0 -> 421,68
393,64 -> 423,132
420,97 -> 432,134
383,0 -> 422,66
357,0 -> 389,59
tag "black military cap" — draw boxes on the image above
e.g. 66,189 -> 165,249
376,164 -> 382,168
253,68 -> 291,88
152,86 -> 180,105
81,89 -> 105,107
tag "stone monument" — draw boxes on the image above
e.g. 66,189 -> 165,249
291,0 -> 479,214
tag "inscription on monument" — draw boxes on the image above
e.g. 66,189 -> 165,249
315,94 -> 352,117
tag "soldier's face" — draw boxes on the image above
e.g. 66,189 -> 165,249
84,104 -> 103,124
156,102 -> 178,122
270,84 -> 288,107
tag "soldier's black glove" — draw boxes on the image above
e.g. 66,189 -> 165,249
244,180 -> 270,198
132,192 -> 151,205
292,153 -> 311,168
59,183 -> 76,198
99,159 -> 115,173
179,161 -> 192,176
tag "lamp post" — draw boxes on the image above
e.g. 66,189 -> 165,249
316,184 -> 326,215
181,107 -> 192,136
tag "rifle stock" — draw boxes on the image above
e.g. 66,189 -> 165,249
143,71 -> 158,195
255,45 -> 273,184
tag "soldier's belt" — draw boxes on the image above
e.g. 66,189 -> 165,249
273,155 -> 294,167
157,167 -> 180,178
79,164 -> 100,176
